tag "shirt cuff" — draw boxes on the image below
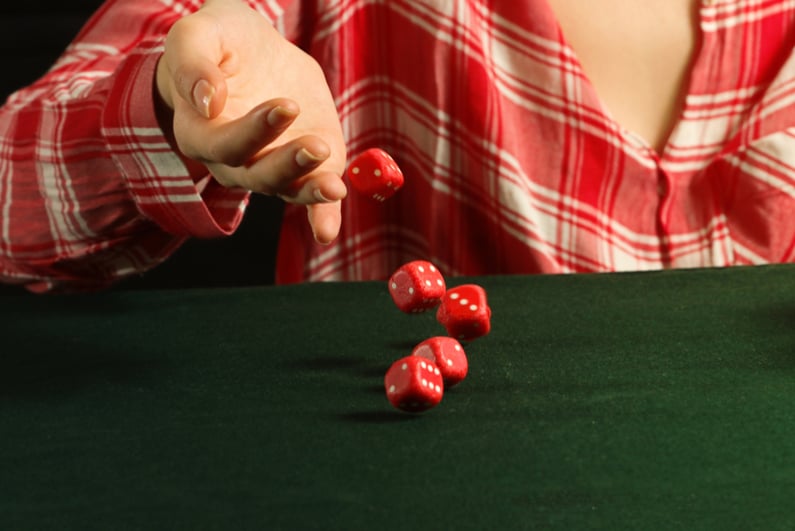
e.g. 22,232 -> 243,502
101,38 -> 250,239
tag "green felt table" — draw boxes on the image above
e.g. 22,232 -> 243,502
1,265 -> 795,530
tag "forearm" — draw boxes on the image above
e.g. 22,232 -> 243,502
0,1 -> 249,292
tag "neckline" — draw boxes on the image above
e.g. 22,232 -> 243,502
538,0 -> 707,161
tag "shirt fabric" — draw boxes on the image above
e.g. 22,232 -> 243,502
1,0 -> 794,292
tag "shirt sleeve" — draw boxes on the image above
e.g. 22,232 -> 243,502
0,0 -> 297,293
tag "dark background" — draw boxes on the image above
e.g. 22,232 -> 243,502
0,1 -> 284,293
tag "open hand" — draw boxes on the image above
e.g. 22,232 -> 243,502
155,0 -> 347,243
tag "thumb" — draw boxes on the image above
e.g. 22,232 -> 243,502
162,16 -> 229,119
183,75 -> 223,120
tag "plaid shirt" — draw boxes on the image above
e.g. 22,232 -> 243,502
2,0 -> 794,291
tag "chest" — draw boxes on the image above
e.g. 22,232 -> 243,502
544,0 -> 699,152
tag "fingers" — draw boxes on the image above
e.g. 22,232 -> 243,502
234,135 -> 331,196
175,98 -> 300,166
173,96 -> 346,243
202,127 -> 347,244
204,134 -> 347,202
307,202 -> 343,244
174,98 -> 341,199
157,0 -> 349,245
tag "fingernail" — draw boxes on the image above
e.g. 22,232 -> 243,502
266,105 -> 298,128
192,79 -> 214,119
313,188 -> 331,202
295,148 -> 327,168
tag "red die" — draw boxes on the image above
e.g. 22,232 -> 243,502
412,336 -> 468,388
436,284 -> 492,341
388,260 -> 447,313
346,147 -> 405,201
384,355 -> 444,413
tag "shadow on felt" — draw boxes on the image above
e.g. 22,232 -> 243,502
0,328 -> 169,401
277,355 -> 420,422
748,301 -> 795,370
337,410 -> 421,423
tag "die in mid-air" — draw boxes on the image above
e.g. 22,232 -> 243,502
346,147 -> 405,201
388,260 -> 446,313
384,355 -> 444,413
412,336 -> 468,388
436,284 -> 492,341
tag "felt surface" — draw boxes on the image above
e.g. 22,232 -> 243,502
1,265 -> 795,530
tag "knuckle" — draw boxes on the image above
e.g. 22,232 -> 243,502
237,168 -> 279,196
273,179 -> 305,201
222,151 -> 250,168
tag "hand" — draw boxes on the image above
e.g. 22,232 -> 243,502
155,0 -> 347,244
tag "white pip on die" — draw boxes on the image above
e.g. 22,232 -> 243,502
388,260 -> 447,313
346,147 -> 405,201
412,336 -> 468,388
384,355 -> 444,413
436,284 -> 492,341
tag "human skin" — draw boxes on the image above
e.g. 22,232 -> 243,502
546,0 -> 697,153
154,0 -> 348,244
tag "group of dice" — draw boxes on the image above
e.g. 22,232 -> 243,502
344,148 -> 491,414
384,260 -> 492,413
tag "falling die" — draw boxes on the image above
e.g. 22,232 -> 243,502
346,147 -> 405,201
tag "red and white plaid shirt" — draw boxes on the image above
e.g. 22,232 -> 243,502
2,0 -> 794,292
